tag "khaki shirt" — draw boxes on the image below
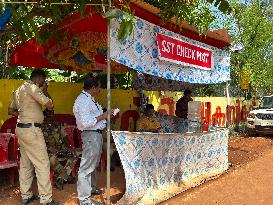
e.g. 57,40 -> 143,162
9,80 -> 50,123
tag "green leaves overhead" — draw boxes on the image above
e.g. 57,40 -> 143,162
0,0 -> 234,80
115,2 -> 135,41
140,0 -> 219,34
228,0 -> 273,96
118,19 -> 133,40
102,8 -> 133,41
0,0 -> 233,43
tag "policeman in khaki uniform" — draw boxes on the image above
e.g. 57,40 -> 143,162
8,69 -> 58,205
41,109 -> 78,190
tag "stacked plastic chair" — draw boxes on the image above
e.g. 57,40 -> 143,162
0,133 -> 19,185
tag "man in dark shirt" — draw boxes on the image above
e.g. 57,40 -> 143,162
175,89 -> 193,119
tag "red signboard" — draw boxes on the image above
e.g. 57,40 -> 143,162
157,33 -> 213,70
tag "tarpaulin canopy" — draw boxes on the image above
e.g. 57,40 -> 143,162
9,2 -> 232,79
9,38 -> 72,70
9,6 -> 127,73
111,15 -> 230,84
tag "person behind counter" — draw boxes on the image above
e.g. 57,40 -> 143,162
136,104 -> 163,133
175,89 -> 193,119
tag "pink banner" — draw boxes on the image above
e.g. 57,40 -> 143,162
157,33 -> 213,70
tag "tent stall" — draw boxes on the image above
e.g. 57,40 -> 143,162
9,2 -> 231,72
8,1 -> 231,205
110,9 -> 230,205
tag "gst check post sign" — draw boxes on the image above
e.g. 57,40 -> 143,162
157,33 -> 213,70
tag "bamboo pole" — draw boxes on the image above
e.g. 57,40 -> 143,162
106,0 -> 112,204
226,82 -> 230,128
226,82 -> 230,106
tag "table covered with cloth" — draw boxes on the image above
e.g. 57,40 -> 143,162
112,128 -> 229,205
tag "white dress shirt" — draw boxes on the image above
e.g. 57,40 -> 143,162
73,90 -> 106,131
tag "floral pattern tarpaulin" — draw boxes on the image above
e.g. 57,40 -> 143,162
154,111 -> 189,133
47,31 -> 128,73
110,16 -> 230,84
112,129 -> 229,205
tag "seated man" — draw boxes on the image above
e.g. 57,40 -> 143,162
136,104 -> 163,133
41,109 -> 78,190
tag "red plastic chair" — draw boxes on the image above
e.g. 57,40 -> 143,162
0,133 -> 19,185
72,160 -> 80,177
54,114 -> 76,125
63,126 -> 106,172
64,125 -> 77,149
50,168 -> 54,185
63,125 -> 83,149
73,128 -> 83,149
202,120 -> 209,132
0,117 -> 17,134
53,114 -> 76,126
98,149 -> 107,172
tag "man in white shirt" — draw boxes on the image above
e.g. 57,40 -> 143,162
73,76 -> 114,205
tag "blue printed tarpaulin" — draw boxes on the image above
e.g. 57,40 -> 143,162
112,129 -> 229,204
110,16 -> 230,84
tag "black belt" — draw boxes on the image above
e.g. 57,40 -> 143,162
17,123 -> 42,128
82,129 -> 103,134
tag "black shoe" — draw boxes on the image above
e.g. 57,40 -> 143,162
21,195 -> 39,205
79,199 -> 102,205
91,188 -> 102,195
39,200 -> 59,205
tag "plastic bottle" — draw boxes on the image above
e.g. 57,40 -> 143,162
202,120 -> 209,132
188,119 -> 200,133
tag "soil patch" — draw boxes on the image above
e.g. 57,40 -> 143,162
0,135 -> 273,205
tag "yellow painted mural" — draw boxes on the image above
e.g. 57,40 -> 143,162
0,79 -> 255,131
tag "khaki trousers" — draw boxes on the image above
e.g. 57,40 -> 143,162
16,126 -> 52,204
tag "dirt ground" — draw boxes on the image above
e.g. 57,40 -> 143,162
1,135 -> 273,205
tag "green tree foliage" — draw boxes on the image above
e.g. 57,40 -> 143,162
0,0 -> 232,82
228,0 -> 273,97
116,0 -> 232,40
144,0 -> 230,34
